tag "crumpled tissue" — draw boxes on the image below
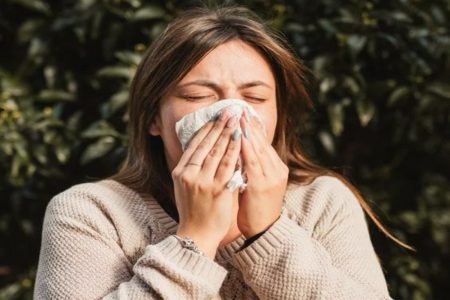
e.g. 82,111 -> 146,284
175,98 -> 265,193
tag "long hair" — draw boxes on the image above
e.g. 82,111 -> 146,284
109,5 -> 413,251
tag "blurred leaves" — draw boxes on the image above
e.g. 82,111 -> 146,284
282,1 -> 449,299
0,0 -> 449,299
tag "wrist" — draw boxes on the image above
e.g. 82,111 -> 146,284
241,215 -> 281,238
175,229 -> 220,259
238,229 -> 267,252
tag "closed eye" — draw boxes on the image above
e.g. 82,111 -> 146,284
244,96 -> 267,101
181,95 -> 214,101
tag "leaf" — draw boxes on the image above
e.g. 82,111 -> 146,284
67,111 -> 83,131
109,90 -> 129,112
356,98 -> 376,127
97,67 -> 133,79
375,33 -> 400,49
101,90 -> 129,118
27,38 -> 46,60
33,145 -> 47,164
312,55 -> 330,74
26,163 -> 36,177
10,155 -> 22,178
132,5 -> 165,21
11,0 -> 50,15
320,76 -> 336,94
426,83 -> 450,99
346,35 -> 367,56
343,76 -> 360,95
76,0 -> 96,10
317,19 -> 337,34
318,130 -> 336,155
114,51 -> 143,65
0,99 -> 19,111
327,102 -> 345,136
54,144 -> 71,164
81,121 -> 119,139
390,11 -> 413,23
80,136 -> 115,165
388,87 -> 410,107
17,20 -> 45,43
37,90 -> 75,102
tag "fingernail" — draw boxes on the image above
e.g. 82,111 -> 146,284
232,128 -> 241,141
227,116 -> 238,127
243,127 -> 249,139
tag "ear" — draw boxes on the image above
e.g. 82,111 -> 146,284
148,114 -> 162,136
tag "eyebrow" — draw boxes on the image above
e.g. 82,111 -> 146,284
176,79 -> 272,90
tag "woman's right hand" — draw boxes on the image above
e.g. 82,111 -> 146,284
172,109 -> 242,259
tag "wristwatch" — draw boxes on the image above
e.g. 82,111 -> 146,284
173,235 -> 205,256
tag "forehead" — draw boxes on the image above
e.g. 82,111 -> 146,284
179,39 -> 276,88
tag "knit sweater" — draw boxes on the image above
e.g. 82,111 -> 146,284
33,176 -> 392,299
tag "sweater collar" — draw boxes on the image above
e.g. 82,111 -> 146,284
105,179 -> 290,265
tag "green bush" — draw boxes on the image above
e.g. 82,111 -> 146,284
0,0 -> 448,299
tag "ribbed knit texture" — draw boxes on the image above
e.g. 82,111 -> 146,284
33,176 -> 393,299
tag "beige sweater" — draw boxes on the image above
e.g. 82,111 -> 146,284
33,176 -> 392,299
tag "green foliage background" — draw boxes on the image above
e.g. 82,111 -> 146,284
0,0 -> 448,299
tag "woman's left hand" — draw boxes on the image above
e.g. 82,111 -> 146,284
237,109 -> 289,238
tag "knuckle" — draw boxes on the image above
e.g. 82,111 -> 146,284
256,146 -> 265,155
197,181 -> 212,192
227,140 -> 238,151
247,158 -> 258,167
171,167 -> 181,179
219,129 -> 229,141
221,160 -> 232,169
220,156 -> 234,169
179,173 -> 193,184
196,141 -> 208,151
208,147 -> 220,158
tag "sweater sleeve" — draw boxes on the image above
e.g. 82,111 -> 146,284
33,191 -> 227,300
231,180 -> 393,300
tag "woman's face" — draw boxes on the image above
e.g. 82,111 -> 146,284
149,39 -> 277,172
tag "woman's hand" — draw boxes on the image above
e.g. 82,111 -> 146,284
237,109 -> 289,238
173,109 -> 242,259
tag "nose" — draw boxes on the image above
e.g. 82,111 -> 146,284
219,86 -> 243,101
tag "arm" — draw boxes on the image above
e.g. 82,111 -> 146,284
33,192 -> 227,299
231,181 -> 392,300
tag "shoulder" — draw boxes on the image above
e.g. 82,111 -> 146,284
46,179 -> 140,215
44,179 -> 149,239
282,175 -> 365,234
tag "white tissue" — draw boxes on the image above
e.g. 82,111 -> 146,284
175,99 -> 265,193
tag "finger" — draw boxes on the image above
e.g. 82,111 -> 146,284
202,117 -> 241,179
214,128 -> 242,187
188,112 -> 238,168
240,111 -> 264,177
247,114 -> 279,170
248,114 -> 288,177
178,109 -> 231,169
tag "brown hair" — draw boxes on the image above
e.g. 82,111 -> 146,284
109,5 -> 413,251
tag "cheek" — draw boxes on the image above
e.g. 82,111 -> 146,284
158,112 -> 183,169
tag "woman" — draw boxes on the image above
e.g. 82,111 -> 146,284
34,5 -> 409,299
